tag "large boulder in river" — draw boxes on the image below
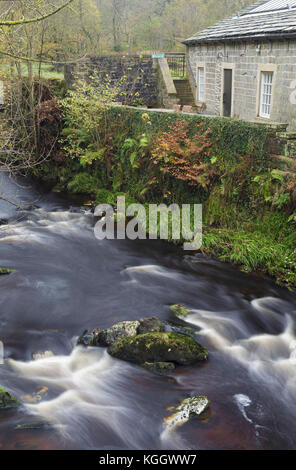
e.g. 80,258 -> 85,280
0,386 -> 19,410
95,321 -> 140,347
108,332 -> 208,365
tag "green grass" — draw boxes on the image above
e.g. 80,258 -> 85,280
202,227 -> 296,288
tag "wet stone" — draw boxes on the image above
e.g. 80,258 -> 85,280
95,321 -> 140,347
108,332 -> 208,366
169,304 -> 191,318
141,361 -> 176,375
137,317 -> 166,334
164,396 -> 210,432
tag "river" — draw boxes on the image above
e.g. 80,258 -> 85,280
0,172 -> 295,450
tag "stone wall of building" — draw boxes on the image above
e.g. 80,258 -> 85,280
66,55 -> 158,107
187,40 -> 296,130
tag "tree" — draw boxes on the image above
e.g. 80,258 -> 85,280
0,1 -> 86,174
0,0 -> 75,26
92,0 -> 255,52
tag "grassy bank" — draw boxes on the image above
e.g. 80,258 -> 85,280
32,93 -> 296,289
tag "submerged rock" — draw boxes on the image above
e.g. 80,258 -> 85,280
0,387 -> 19,410
95,321 -> 140,347
142,361 -> 175,375
108,332 -> 208,365
169,304 -> 191,318
15,421 -> 51,430
164,396 -> 210,432
137,317 -> 166,335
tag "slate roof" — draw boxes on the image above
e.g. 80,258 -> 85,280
183,0 -> 296,45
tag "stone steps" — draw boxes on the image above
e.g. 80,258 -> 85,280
173,79 -> 196,108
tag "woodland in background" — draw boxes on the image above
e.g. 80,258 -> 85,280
0,0 -> 255,60
95,0 -> 254,52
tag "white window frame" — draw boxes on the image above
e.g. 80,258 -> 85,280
259,71 -> 274,119
198,67 -> 205,102
256,64 -> 277,120
196,62 -> 206,103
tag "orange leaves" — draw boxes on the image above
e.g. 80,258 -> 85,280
151,119 -> 212,188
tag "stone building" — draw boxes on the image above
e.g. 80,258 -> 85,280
184,0 -> 296,130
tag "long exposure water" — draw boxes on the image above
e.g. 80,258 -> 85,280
0,172 -> 295,450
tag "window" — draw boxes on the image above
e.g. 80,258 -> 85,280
197,67 -> 205,102
259,71 -> 273,118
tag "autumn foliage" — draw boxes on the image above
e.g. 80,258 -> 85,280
151,120 -> 213,187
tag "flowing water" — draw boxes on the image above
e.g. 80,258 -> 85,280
0,173 -> 295,450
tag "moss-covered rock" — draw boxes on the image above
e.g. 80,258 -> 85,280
142,361 -> 175,375
78,317 -> 166,348
137,317 -> 166,335
0,387 -> 19,410
0,268 -> 14,275
164,396 -> 210,432
95,321 -> 140,347
169,304 -> 191,318
108,332 -> 208,365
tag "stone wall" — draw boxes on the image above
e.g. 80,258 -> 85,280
66,55 -> 158,107
187,40 -> 296,130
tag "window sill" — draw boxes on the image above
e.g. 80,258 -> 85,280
255,116 -> 271,122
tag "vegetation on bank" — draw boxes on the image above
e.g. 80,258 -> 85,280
30,83 -> 296,289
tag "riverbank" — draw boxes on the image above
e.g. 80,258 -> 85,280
32,100 -> 296,289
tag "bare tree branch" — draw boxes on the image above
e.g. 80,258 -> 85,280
0,0 -> 75,26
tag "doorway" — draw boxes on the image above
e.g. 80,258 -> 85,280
222,68 -> 233,117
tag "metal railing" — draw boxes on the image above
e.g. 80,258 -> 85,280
165,53 -> 186,78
